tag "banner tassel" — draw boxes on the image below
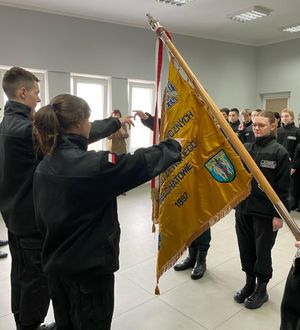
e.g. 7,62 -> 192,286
155,283 -> 160,295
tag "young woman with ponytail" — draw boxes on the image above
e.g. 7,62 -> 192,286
33,94 -> 181,330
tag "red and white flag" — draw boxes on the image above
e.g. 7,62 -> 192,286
108,153 -> 116,164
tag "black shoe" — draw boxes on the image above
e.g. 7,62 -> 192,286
244,282 -> 268,309
0,251 -> 8,259
191,250 -> 207,280
174,246 -> 196,271
0,240 -> 8,247
234,274 -> 256,303
36,323 -> 56,330
174,256 -> 195,271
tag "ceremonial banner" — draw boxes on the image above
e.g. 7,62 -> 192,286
156,61 -> 252,288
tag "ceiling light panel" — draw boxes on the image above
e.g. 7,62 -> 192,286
156,0 -> 195,6
282,25 -> 300,33
228,6 -> 272,23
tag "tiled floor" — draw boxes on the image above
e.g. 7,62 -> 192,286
0,183 -> 299,329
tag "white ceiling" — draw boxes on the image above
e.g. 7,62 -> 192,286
1,0 -> 300,46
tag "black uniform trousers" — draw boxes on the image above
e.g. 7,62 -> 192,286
191,228 -> 211,252
281,266 -> 300,330
48,273 -> 114,330
291,172 -> 300,210
235,211 -> 277,283
8,231 -> 50,328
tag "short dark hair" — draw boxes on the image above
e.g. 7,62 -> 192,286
229,108 -> 239,115
112,109 -> 122,117
220,108 -> 229,115
2,67 -> 39,99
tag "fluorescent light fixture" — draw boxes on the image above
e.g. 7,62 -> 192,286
282,24 -> 300,33
156,0 -> 195,6
228,6 -> 272,23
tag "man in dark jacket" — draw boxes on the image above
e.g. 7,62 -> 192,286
238,108 -> 255,144
229,108 -> 240,133
0,67 -> 130,330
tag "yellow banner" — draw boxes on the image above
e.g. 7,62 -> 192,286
156,62 -> 251,285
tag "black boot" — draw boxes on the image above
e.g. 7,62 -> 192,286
244,282 -> 268,309
191,250 -> 207,280
174,246 -> 196,271
234,274 -> 256,303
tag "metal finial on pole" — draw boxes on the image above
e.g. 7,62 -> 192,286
147,14 -> 164,37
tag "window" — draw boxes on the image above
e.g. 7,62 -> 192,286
128,80 -> 156,151
71,73 -> 110,150
0,66 -> 48,122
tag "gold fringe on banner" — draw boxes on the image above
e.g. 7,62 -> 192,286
155,182 -> 251,293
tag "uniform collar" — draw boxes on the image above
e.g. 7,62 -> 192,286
4,101 -> 32,118
255,134 -> 275,146
58,134 -> 88,151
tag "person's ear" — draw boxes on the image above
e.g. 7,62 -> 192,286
19,87 -> 27,100
271,122 -> 277,131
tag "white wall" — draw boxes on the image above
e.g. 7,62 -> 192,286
257,38 -> 300,118
0,5 -> 257,111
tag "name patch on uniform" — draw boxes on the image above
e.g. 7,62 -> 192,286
260,160 -> 276,169
287,136 -> 296,140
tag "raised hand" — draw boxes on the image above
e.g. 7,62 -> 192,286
133,110 -> 149,121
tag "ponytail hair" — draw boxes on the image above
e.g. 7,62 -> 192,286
33,94 -> 90,155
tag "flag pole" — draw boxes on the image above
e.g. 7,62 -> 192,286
147,14 -> 300,241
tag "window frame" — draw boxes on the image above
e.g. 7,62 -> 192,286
71,73 -> 111,151
71,73 -> 111,119
128,79 -> 156,152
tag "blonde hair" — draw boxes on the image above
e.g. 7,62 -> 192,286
281,108 -> 294,120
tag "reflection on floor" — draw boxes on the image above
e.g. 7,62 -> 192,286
0,183 -> 298,329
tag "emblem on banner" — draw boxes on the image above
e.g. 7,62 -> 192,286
166,81 -> 178,110
204,150 -> 236,183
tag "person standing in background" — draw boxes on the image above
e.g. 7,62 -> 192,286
277,108 -> 300,211
220,108 -> 229,122
228,108 -> 240,133
277,109 -> 300,160
238,109 -> 254,144
273,112 -> 281,128
107,109 -> 129,155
